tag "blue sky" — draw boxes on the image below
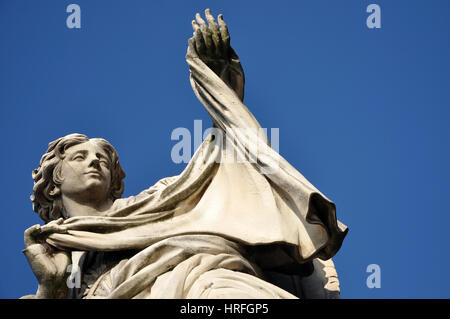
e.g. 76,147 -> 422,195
1,0 -> 449,298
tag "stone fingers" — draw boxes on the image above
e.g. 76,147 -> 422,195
40,222 -> 68,235
192,20 -> 206,56
24,224 -> 42,247
196,12 -> 214,57
218,14 -> 230,50
205,9 -> 223,57
24,218 -> 68,248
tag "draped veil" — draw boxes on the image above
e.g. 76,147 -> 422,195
44,40 -> 348,299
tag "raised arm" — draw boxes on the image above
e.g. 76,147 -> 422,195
187,9 -> 266,138
190,9 -> 245,101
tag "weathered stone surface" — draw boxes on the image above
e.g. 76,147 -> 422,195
21,9 -> 347,299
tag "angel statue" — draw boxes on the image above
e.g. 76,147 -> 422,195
21,9 -> 347,299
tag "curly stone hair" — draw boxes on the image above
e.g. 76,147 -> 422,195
31,133 -> 126,223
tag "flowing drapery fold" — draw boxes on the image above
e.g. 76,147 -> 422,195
45,40 -> 348,298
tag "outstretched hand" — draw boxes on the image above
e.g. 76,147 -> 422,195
188,9 -> 245,101
191,9 -> 231,77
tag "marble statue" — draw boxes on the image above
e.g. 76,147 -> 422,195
21,9 -> 348,299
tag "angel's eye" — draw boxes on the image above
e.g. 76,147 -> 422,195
99,159 -> 109,166
72,155 -> 84,161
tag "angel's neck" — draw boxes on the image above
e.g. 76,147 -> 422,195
61,195 -> 113,218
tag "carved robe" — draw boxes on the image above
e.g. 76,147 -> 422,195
45,40 -> 348,299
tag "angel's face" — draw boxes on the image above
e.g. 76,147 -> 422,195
59,140 -> 112,204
